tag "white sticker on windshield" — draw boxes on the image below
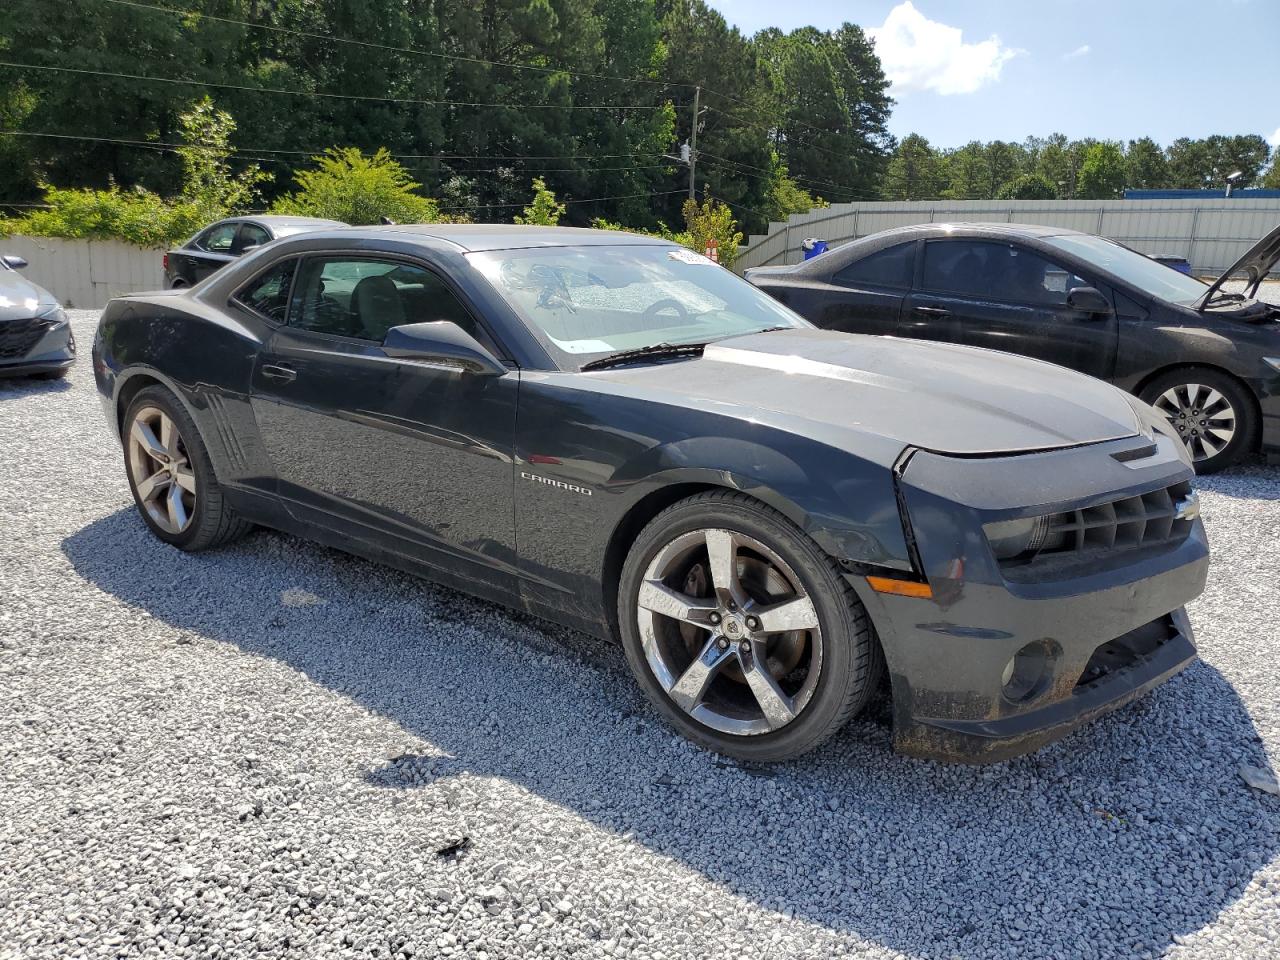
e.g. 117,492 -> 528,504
667,249 -> 716,266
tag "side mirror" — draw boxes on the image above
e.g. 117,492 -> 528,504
1066,286 -> 1112,315
2,254 -> 29,270
382,321 -> 506,376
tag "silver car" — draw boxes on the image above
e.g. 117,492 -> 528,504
0,254 -> 74,380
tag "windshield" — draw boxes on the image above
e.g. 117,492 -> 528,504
1043,234 -> 1209,306
468,244 -> 809,368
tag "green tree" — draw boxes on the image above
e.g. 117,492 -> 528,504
272,148 -> 442,225
997,173 -> 1056,200
680,196 -> 742,267
1076,142 -> 1127,198
944,142 -> 990,199
174,97 -> 269,223
882,134 -> 945,200
1125,137 -> 1168,190
514,177 -> 566,226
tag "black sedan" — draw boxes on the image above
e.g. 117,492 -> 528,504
0,252 -> 75,379
164,215 -> 345,288
94,225 -> 1209,763
746,222 -> 1280,473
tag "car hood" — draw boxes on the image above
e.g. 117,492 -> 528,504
592,329 -> 1141,457
1196,220 -> 1280,308
0,268 -> 58,321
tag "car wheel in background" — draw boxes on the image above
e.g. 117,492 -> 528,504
1139,367 -> 1257,474
122,385 -> 251,550
618,490 -> 882,761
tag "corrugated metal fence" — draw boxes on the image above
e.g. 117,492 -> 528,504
2,236 -> 164,308
734,199 -> 1280,275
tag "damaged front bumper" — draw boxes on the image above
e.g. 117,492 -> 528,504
854,433 -> 1210,764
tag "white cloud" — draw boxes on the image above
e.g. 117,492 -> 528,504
868,2 -> 1023,96
1063,44 -> 1091,60
1268,127 -> 1280,149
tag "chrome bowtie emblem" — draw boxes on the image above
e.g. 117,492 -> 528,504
1174,492 -> 1200,522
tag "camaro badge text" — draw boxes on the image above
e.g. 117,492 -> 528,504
521,471 -> 593,496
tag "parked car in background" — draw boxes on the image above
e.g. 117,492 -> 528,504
0,253 -> 75,379
746,222 -> 1280,473
94,225 -> 1209,763
164,216 -> 345,288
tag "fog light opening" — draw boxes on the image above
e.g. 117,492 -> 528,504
1000,640 -> 1059,703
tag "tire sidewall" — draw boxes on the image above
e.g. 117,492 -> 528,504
1139,368 -> 1255,473
122,386 -> 216,549
618,494 -> 868,762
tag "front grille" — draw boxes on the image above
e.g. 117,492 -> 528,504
1075,615 -> 1176,691
0,317 -> 54,360
1041,480 -> 1196,555
995,480 -> 1198,581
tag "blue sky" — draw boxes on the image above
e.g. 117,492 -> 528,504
706,0 -> 1278,151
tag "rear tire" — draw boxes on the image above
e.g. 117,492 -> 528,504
1139,367 -> 1256,473
617,490 -> 881,762
122,385 -> 251,550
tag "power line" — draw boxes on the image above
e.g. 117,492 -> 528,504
101,0 -> 683,90
439,188 -> 685,214
698,151 -> 882,200
0,130 -> 670,167
0,61 -> 668,111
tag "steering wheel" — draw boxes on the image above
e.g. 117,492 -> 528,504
643,298 -> 689,323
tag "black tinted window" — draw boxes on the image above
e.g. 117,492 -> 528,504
833,243 -> 913,288
196,222 -> 238,253
239,223 -> 271,249
234,259 -> 296,323
290,257 -> 481,343
922,241 -> 1087,306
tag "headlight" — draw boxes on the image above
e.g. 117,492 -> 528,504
40,305 -> 68,325
983,515 -> 1052,560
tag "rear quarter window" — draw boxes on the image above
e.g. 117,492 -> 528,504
832,243 -> 914,288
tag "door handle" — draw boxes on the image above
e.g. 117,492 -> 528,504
261,363 -> 297,383
913,306 -> 950,317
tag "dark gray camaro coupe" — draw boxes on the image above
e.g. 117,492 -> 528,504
93,226 -> 1210,763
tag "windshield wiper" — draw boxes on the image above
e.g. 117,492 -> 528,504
580,341 -> 708,371
1204,291 -> 1247,307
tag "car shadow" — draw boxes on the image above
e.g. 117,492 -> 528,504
62,509 -> 1279,959
0,373 -> 72,396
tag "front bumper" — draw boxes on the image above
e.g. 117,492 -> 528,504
858,433 -> 1210,763
0,315 -> 76,378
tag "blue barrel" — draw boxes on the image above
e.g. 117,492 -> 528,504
1152,254 -> 1192,275
802,238 -> 828,260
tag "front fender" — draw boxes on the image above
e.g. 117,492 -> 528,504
609,435 -> 913,572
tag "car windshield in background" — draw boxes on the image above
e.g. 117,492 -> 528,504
468,245 -> 809,367
1043,234 -> 1209,306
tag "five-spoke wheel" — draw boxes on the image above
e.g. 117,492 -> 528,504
126,405 -> 197,534
620,490 -> 879,761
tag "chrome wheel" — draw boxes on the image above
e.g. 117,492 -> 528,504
636,528 -> 823,736
1153,383 -> 1237,463
126,405 -> 197,534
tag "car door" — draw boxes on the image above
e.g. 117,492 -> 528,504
248,252 -> 519,596
900,238 -> 1118,379
799,241 -> 913,336
177,221 -> 241,284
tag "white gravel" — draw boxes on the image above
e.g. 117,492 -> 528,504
1,309 -> 1279,960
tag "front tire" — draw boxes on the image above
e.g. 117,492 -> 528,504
122,386 -> 251,550
1139,367 -> 1256,473
618,490 -> 881,762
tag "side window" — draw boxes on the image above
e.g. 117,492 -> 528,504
289,257 -> 488,345
233,258 -> 296,323
196,222 -> 239,253
238,223 -> 271,251
922,240 -> 1087,306
832,243 -> 913,288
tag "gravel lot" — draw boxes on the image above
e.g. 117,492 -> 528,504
2,309 -> 1279,960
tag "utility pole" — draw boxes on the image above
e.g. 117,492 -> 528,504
688,85 -> 701,201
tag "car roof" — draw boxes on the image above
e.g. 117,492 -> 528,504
299,224 -> 675,253
871,221 -> 1088,241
